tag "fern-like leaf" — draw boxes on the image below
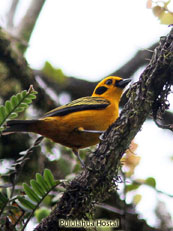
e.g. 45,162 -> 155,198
36,173 -> 50,192
17,169 -> 59,211
30,180 -> 45,197
18,196 -> 36,211
0,192 -> 9,221
16,169 -> 60,231
0,85 -> 37,128
44,168 -> 56,188
23,183 -> 41,203
0,192 -> 8,210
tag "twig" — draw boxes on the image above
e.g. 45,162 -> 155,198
6,0 -> 19,31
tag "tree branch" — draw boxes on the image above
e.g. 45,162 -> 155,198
0,27 -> 55,111
34,41 -> 157,102
6,0 -> 20,31
15,0 -> 46,53
109,42 -> 158,78
1,24 -> 172,130
0,22 -> 159,105
35,29 -> 173,231
155,201 -> 173,230
34,42 -> 158,100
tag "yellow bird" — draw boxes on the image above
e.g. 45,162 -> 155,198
3,76 -> 130,166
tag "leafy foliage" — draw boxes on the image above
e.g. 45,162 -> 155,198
0,87 -> 62,230
18,169 -> 59,211
125,182 -> 141,193
35,207 -> 51,222
42,61 -> 65,82
147,0 -> 173,25
0,192 -> 8,212
0,169 -> 61,231
125,177 -> 157,193
145,177 -> 156,188
17,169 -> 60,231
0,85 -> 37,130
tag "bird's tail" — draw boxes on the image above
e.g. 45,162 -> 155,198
2,120 -> 38,135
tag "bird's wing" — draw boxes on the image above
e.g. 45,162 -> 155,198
42,96 -> 110,117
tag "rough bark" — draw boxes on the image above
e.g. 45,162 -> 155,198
34,29 -> 173,231
0,27 -> 55,111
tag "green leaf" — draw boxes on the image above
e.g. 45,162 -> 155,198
145,177 -> 156,188
133,194 -> 142,205
23,98 -> 32,104
30,180 -> 45,197
36,173 -> 50,192
9,112 -> 18,119
125,183 -> 140,192
0,192 -> 8,205
44,169 -> 56,187
18,196 -> 36,211
5,100 -> 12,114
0,106 -> 7,121
42,61 -> 65,82
35,208 -> 51,222
31,91 -> 38,95
11,95 -> 18,107
21,90 -> 27,98
0,86 -> 37,126
23,183 -> 41,203
20,103 -> 28,108
16,92 -> 22,101
14,107 -> 25,113
160,11 -> 173,25
27,94 -> 37,99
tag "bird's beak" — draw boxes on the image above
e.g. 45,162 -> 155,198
115,79 -> 131,89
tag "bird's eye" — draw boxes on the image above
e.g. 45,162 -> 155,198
105,79 -> 112,85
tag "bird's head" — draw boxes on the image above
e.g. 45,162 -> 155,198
92,76 -> 131,102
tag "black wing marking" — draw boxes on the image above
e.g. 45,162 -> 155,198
42,96 -> 110,117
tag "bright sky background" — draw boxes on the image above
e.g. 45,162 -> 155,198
0,0 -> 173,229
26,0 -> 170,80
0,0 -> 170,80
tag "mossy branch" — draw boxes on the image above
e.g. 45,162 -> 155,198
0,26 -> 55,111
35,29 -> 173,231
